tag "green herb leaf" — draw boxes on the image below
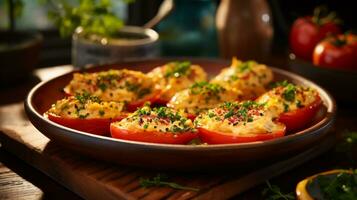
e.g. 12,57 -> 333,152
164,61 -> 191,78
282,84 -> 296,102
269,80 -> 290,89
42,0 -> 133,38
140,174 -> 199,192
262,181 -> 295,200
309,171 -> 357,200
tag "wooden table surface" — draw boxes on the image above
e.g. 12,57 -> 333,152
0,64 -> 356,200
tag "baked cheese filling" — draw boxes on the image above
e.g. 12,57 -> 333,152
147,61 -> 207,102
167,81 -> 242,116
46,93 -> 125,119
64,69 -> 157,103
256,81 -> 319,117
194,101 -> 284,136
211,58 -> 273,100
112,106 -> 195,133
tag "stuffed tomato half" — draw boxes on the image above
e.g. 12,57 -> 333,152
210,58 -> 273,100
257,81 -> 322,131
45,93 -> 127,136
63,69 -> 159,111
167,81 -> 242,120
194,101 -> 286,144
147,61 -> 207,104
110,105 -> 197,144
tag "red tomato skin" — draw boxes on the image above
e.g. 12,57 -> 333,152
153,97 -> 169,106
278,96 -> 322,132
47,113 -> 125,136
186,114 -> 197,121
290,17 -> 341,61
197,126 -> 286,144
110,125 -> 198,144
313,35 -> 357,70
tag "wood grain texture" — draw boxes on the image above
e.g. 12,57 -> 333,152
0,103 -> 335,200
0,163 -> 43,200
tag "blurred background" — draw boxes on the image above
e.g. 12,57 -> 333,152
0,0 -> 354,67
0,0 -> 356,101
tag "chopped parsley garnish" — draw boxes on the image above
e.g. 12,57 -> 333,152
269,80 -> 297,101
296,100 -> 303,108
208,112 -> 216,118
96,70 -> 121,91
269,80 -> 290,88
224,110 -> 234,119
237,60 -> 256,72
230,75 -> 238,81
78,113 -> 89,119
99,110 -> 105,116
125,81 -> 140,92
137,107 -> 151,116
132,106 -> 194,133
98,70 -> 120,81
283,103 -> 289,113
98,82 -> 107,91
124,81 -> 151,98
164,61 -> 191,78
75,92 -> 101,104
140,174 -> 199,192
282,83 -> 296,102
190,82 -> 224,95
217,101 -> 262,124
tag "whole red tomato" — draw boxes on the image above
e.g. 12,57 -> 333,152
289,9 -> 341,61
313,34 -> 357,70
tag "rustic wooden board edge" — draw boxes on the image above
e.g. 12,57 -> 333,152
0,131 -> 132,200
194,134 -> 335,199
0,129 -> 336,200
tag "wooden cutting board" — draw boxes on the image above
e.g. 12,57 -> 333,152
0,103 -> 335,200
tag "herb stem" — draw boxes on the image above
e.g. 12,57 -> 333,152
139,174 -> 199,192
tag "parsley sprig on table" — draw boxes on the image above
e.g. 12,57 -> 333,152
139,174 -> 199,192
262,181 -> 295,200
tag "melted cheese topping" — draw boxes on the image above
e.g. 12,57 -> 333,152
256,82 -> 319,117
112,106 -> 195,133
211,58 -> 273,100
147,61 -> 207,102
47,95 -> 125,119
195,101 -> 284,135
167,82 -> 242,116
64,69 -> 157,103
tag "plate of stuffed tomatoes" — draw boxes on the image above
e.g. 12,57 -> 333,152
25,58 -> 336,170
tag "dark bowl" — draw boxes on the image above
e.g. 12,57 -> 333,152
25,58 -> 336,171
288,54 -> 357,103
0,31 -> 42,85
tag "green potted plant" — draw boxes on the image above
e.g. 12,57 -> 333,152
0,0 -> 42,84
44,0 -> 159,68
